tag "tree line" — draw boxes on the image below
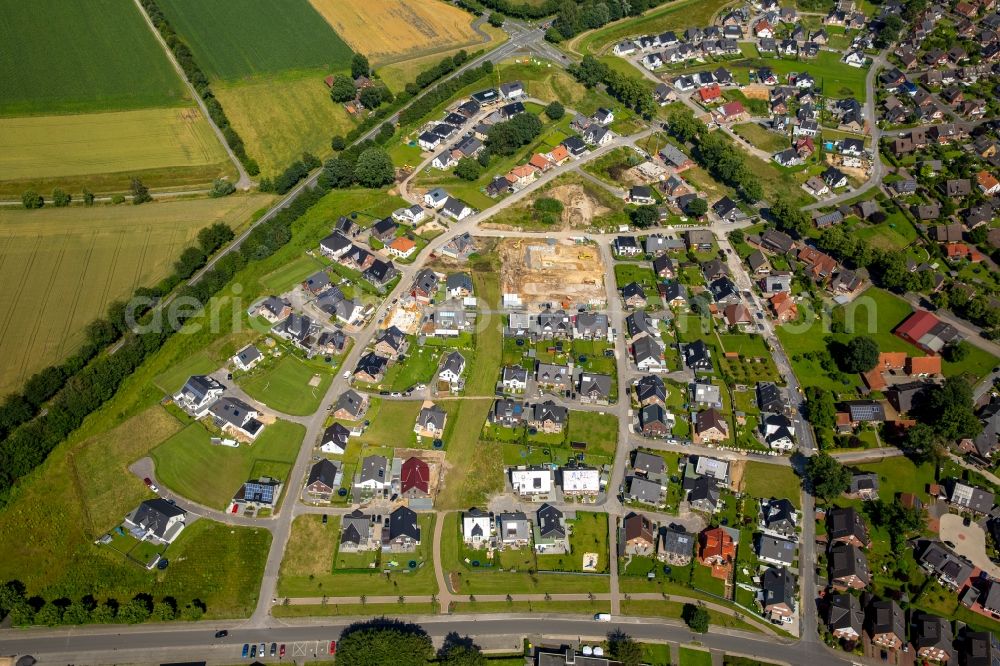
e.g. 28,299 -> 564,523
0,222 -> 235,504
139,0 -> 260,176
568,55 -> 654,117
665,108 -> 762,203
399,60 -> 496,127
549,0 -> 666,41
0,580 -> 207,627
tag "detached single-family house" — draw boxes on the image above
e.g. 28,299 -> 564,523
510,467 -> 554,499
414,403 -> 448,438
173,375 -> 224,417
305,459 -> 342,500
384,506 -> 421,551
463,507 -> 493,547
124,499 -> 186,545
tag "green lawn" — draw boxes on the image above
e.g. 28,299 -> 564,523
680,647 -> 713,666
151,419 -> 304,509
565,411 -> 619,461
0,0 -> 188,115
157,0 -> 353,81
278,513 -> 438,597
258,254 -> 330,292
536,512 -> 610,573
614,262 -> 657,288
741,462 -> 801,507
732,123 -> 790,153
239,354 -> 333,416
620,600 -> 763,633
381,344 -> 441,392
570,0 -> 730,56
353,399 -> 424,447
152,351 -> 218,395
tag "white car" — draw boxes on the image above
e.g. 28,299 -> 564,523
414,384 -> 427,390
342,370 -> 351,379
149,484 -> 160,493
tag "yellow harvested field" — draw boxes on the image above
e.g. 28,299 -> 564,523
0,194 -> 273,395
308,0 -> 482,64
378,23 -> 506,93
0,106 -> 228,181
214,73 -> 357,177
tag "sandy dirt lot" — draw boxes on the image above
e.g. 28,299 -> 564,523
499,238 -> 606,308
548,183 -> 612,229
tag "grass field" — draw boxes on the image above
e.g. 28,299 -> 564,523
0,107 -> 231,184
151,419 -> 305,509
567,0 -> 731,56
732,123 -> 789,153
0,194 -> 272,396
158,0 -> 353,81
214,72 -> 357,176
740,462 -> 801,507
309,0 -> 482,66
0,0 -> 188,116
239,355 -> 333,416
680,647 -> 713,666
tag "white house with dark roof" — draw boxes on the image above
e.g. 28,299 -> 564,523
231,344 -> 263,372
173,375 -> 224,417
124,499 -> 186,545
463,507 -> 493,547
209,396 -> 264,440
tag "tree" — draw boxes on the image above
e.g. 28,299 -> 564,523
320,156 -> 356,189
62,601 -> 90,625
488,11 -> 505,27
353,147 -> 395,188
335,618 -> 434,665
629,204 -> 659,228
209,178 -> 235,198
331,135 -> 346,151
438,633 -> 487,665
351,53 -> 371,80
35,602 -> 63,626
667,108 -> 702,143
360,85 -> 390,109
52,188 -> 72,207
130,177 -> 152,205
116,598 -> 151,624
21,190 -> 44,209
607,629 -> 643,665
923,376 -> 981,441
330,74 -> 356,103
685,197 -> 708,217
803,386 -> 836,430
842,336 -> 880,373
942,341 -> 969,363
82,187 -> 95,206
454,157 -> 481,181
545,101 -> 565,120
301,152 -> 321,170
681,603 -> 710,633
806,452 -> 851,501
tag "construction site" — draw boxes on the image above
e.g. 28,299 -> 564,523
499,238 -> 606,309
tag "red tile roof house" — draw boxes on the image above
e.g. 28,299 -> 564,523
894,310 -> 961,355
716,101 -> 747,123
698,83 -> 723,104
400,457 -> 430,499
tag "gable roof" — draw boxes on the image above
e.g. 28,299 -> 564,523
401,457 -> 430,495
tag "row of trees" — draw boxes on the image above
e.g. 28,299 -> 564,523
319,143 -> 396,191
139,0 -> 259,176
399,61 -> 495,127
20,178 -> 157,210
549,0 -> 666,41
666,108 -> 762,203
259,152 -> 322,195
568,55 -> 655,117
0,581 -> 207,627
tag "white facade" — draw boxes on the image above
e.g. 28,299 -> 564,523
562,468 -> 601,495
510,468 -> 554,497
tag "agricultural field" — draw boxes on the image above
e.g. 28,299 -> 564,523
0,194 -> 273,396
378,24 -> 507,94
214,73 -> 357,178
308,0 -> 483,66
157,0 -> 358,174
0,108 -> 232,191
157,0 -> 353,81
0,0 -> 188,116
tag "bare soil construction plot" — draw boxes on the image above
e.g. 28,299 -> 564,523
499,238 -> 606,308
548,183 -> 613,228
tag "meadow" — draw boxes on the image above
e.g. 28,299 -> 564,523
0,0 -> 187,116
0,107 -> 230,185
151,419 -> 305,509
157,0 -> 354,81
0,194 -> 272,395
309,0 -> 482,66
214,73 -> 357,176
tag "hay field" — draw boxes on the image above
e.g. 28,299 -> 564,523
214,73 -> 357,176
309,0 -> 482,65
0,194 -> 273,395
0,107 -> 229,182
157,0 -> 354,81
0,0 -> 188,116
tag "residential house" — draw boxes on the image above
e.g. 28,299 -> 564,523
829,542 -> 870,589
761,567 -> 796,622
699,526 -> 736,564
384,506 -> 421,551
353,352 -> 388,383
827,507 -> 870,548
624,512 -> 656,555
636,375 -> 666,408
639,403 -> 672,438
490,397 -> 525,428
684,340 -> 713,372
306,459 -> 342,500
463,507 -> 493,547
757,534 -> 797,567
332,389 -> 367,421
510,467 -> 554,499
356,455 -> 389,494
633,335 -> 665,371
659,529 -> 694,565
535,504 -> 569,553
536,363 -> 572,393
912,613 -> 954,663
125,499 -> 186,545
339,510 -> 374,552
414,403 -> 448,438
528,400 -> 568,434
438,351 -> 466,388
501,365 -> 529,393
400,456 -> 431,500
578,373 -> 612,403
827,593 -> 864,642
688,476 -> 721,513
209,397 -> 263,440
919,540 -> 975,589
561,466 -> 601,498
867,599 -> 905,650
948,481 -> 994,514
498,511 -> 532,548
173,375 -> 224,417
374,326 -> 408,359
320,423 -> 350,455
760,498 -> 797,538
695,408 -> 729,443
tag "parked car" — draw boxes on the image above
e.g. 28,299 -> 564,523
215,630 -> 228,638
242,644 -> 249,658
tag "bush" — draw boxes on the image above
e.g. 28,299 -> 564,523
545,101 -> 565,120
209,179 -> 236,198
52,188 -> 72,207
454,157 -> 481,181
534,197 -> 564,214
21,190 -> 44,209
82,188 -> 95,206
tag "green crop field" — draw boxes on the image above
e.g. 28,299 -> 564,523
151,419 -> 305,509
0,194 -> 273,396
157,0 -> 354,81
0,0 -> 188,116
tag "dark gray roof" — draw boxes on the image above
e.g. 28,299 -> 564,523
307,459 -> 340,490
636,374 -> 666,404
632,450 -> 666,476
387,506 -> 421,541
536,503 -> 565,539
360,455 -> 388,484
130,499 -> 185,539
828,593 -> 864,636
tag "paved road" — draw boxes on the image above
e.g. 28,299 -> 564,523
2,614 -> 860,666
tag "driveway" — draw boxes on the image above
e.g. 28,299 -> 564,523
939,513 -> 1000,578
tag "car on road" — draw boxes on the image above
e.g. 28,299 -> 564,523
342,370 -> 351,379
215,629 -> 228,638
379,390 -> 390,395
756,312 -> 764,319
944,540 -> 956,548
242,644 -> 249,658
414,384 -> 427,390
391,392 -> 401,397
594,612 -> 612,622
